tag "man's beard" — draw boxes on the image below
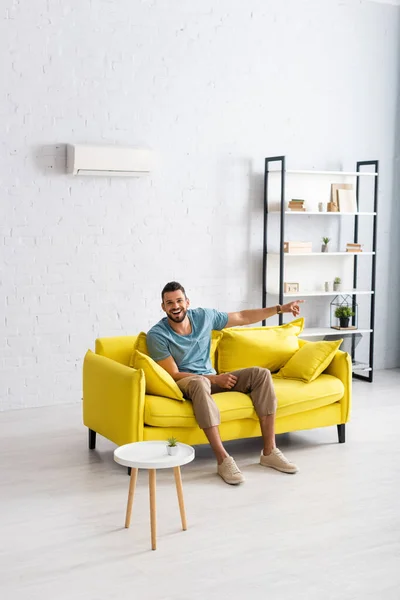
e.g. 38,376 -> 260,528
167,308 -> 187,323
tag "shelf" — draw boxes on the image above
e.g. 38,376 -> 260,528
263,155 -> 378,383
352,361 -> 372,372
282,290 -> 374,297
299,327 -> 373,338
269,211 -> 376,216
269,169 -> 377,177
270,252 -> 375,256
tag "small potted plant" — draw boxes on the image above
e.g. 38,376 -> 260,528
166,437 -> 179,456
321,236 -> 331,252
333,276 -> 341,291
334,306 -> 355,328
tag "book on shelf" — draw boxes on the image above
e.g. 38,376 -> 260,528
330,183 -> 353,205
288,199 -> 305,211
346,242 -> 363,253
337,189 -> 357,213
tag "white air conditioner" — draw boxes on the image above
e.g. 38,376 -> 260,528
66,144 -> 152,176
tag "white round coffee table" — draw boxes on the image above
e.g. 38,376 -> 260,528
114,441 -> 195,550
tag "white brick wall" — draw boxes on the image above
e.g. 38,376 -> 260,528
1,0 -> 399,410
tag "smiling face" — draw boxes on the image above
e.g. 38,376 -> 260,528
162,289 -> 190,323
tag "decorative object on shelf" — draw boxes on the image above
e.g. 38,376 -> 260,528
337,188 -> 357,213
324,281 -> 331,292
284,241 -> 312,254
166,436 -> 179,456
333,277 -> 341,291
321,236 -> 331,252
334,306 -> 355,328
327,201 -> 339,212
346,242 -> 363,253
318,202 -> 326,212
288,198 -> 306,211
330,295 -> 357,330
330,183 -> 354,211
284,282 -> 300,293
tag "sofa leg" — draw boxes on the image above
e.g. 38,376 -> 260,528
337,424 -> 345,443
88,429 -> 96,450
127,467 -> 132,476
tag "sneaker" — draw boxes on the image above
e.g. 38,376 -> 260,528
260,448 -> 298,474
217,456 -> 245,485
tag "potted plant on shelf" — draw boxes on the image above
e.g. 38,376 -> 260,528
166,437 -> 179,456
321,237 -> 331,252
334,306 -> 355,328
333,276 -> 341,291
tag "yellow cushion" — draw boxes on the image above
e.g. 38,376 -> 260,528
130,330 -> 223,370
217,318 -> 304,373
131,350 -> 184,401
210,330 -> 223,369
132,331 -> 149,357
277,339 -> 343,383
144,372 -> 344,428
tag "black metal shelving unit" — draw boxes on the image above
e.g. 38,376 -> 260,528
262,155 -> 379,383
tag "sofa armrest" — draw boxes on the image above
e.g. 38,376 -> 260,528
83,350 -> 145,446
324,349 -> 352,423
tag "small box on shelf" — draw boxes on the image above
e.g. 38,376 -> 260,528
284,241 -> 312,254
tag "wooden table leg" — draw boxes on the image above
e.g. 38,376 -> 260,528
173,466 -> 187,531
149,469 -> 157,550
125,467 -> 138,528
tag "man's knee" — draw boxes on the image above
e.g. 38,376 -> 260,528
187,375 -> 212,396
249,366 -> 272,381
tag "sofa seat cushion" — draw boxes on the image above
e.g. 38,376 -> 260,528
144,374 -> 344,428
273,374 -> 344,418
145,391 -> 256,428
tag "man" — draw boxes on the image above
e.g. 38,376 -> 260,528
147,281 -> 303,485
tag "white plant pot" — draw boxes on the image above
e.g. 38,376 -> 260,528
167,445 -> 179,456
333,283 -> 341,292
321,244 -> 329,253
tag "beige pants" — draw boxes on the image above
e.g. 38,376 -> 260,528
177,367 -> 277,429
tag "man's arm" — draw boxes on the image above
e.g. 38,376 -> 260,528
157,356 -> 200,382
226,300 -> 303,328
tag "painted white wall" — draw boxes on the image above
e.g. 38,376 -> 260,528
1,0 -> 399,410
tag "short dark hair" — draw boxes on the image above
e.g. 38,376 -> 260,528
161,281 -> 186,300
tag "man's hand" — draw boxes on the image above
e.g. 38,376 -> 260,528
282,299 -> 304,317
212,373 -> 238,389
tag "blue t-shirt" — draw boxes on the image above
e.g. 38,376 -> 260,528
147,308 -> 228,375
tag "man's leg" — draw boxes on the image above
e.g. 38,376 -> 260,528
177,376 -> 244,484
259,414 -> 276,456
231,367 -> 298,473
202,426 -> 228,465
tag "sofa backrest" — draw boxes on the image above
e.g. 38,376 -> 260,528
95,336 -> 138,366
94,330 -> 309,371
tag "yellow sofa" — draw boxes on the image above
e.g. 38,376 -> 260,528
82,331 -> 352,450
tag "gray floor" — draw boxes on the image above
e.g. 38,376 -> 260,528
1,371 -> 400,600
